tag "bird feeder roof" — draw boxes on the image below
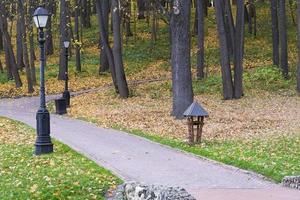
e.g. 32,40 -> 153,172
183,101 -> 209,117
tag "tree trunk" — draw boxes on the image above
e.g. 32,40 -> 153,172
233,0 -> 245,99
271,0 -> 279,66
0,30 -> 3,51
16,15 -> 25,70
0,59 -> 3,73
99,0 -> 110,73
171,0 -> 194,119
81,0 -> 91,28
0,8 -> 22,88
224,0 -> 235,58
96,0 -> 118,92
196,0 -> 205,79
3,40 -> 13,80
124,0 -> 133,37
45,0 -> 54,55
58,0 -> 68,80
297,0 -> 300,92
112,0 -> 129,98
215,0 -> 233,99
75,0 -> 82,72
137,0 -> 146,19
28,0 -> 36,85
278,0 -> 289,78
18,0 -> 34,93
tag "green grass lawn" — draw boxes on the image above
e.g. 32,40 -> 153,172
0,117 -> 121,199
113,125 -> 300,183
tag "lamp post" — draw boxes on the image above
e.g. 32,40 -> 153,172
62,41 -> 70,107
33,7 -> 53,155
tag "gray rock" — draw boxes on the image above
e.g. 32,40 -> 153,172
282,176 -> 300,190
106,182 -> 196,200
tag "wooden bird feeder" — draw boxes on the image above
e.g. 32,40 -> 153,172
183,101 -> 209,145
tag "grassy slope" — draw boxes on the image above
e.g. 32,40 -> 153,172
0,117 -> 121,199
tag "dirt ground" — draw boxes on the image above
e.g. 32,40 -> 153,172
69,81 -> 300,141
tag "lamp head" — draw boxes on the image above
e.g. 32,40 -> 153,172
33,7 -> 49,29
64,41 -> 70,48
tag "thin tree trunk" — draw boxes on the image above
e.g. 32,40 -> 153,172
3,40 -> 13,80
196,0 -> 205,79
224,0 -> 235,57
18,0 -> 34,93
45,0 -> 54,55
215,0 -> 233,99
233,0 -> 245,99
0,30 -> 3,51
270,0 -> 279,66
0,59 -> 3,73
0,18 -> 22,87
28,0 -> 36,85
99,0 -> 110,73
16,15 -> 25,70
75,0 -> 82,72
278,0 -> 289,78
171,0 -> 194,119
297,0 -> 300,92
59,0 -> 68,80
81,0 -> 91,28
96,0 -> 118,92
112,0 -> 129,98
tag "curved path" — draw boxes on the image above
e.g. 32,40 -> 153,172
0,95 -> 298,200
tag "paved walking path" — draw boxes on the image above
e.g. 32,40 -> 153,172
0,95 -> 299,200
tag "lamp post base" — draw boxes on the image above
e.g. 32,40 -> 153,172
63,90 -> 70,108
35,109 -> 53,155
35,143 -> 53,155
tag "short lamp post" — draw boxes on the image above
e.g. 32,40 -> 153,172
62,41 -> 70,107
33,7 -> 53,155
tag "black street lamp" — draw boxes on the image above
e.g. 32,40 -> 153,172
62,41 -> 70,107
33,7 -> 53,155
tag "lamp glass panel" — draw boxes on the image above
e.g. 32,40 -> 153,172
33,16 -> 39,28
64,41 -> 70,48
37,15 -> 48,28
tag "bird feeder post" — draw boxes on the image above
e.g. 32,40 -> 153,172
183,101 -> 209,145
187,116 -> 194,145
196,116 -> 204,143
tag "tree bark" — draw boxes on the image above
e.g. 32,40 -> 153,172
196,0 -> 205,79
58,0 -> 68,80
28,0 -> 36,85
0,59 -> 3,73
75,0 -> 82,72
81,0 -> 91,28
18,0 -> 34,93
112,0 -> 129,98
3,40 -> 13,79
233,0 -> 245,99
215,0 -> 233,99
0,30 -> 3,51
96,0 -> 118,92
0,5 -> 22,88
16,14 -> 25,70
171,0 -> 194,119
45,0 -> 54,55
99,0 -> 110,73
271,0 -> 279,66
297,0 -> 300,92
278,0 -> 289,78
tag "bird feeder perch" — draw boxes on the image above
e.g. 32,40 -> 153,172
183,101 -> 209,145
